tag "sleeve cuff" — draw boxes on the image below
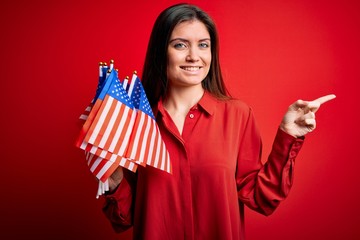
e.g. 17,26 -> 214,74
272,128 -> 304,162
103,178 -> 131,202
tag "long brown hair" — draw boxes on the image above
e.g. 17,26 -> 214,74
142,3 -> 230,106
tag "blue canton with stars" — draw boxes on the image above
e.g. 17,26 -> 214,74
98,70 -> 134,108
93,66 -> 109,102
129,76 -> 155,119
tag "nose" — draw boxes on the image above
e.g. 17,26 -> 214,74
186,47 -> 200,62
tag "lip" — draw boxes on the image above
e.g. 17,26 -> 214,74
180,66 -> 203,72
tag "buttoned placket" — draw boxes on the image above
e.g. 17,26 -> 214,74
180,105 -> 201,240
158,105 -> 202,240
157,102 -> 209,240
182,106 -> 200,142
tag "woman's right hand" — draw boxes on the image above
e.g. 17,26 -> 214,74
108,166 -> 124,192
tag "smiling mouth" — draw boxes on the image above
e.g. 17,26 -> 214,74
180,66 -> 202,72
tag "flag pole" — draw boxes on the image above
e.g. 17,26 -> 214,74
127,70 -> 138,97
109,59 -> 114,71
99,62 -> 104,77
123,76 -> 129,91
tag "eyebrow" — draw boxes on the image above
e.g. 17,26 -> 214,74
169,38 -> 211,43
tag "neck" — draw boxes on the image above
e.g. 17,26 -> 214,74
163,85 -> 204,114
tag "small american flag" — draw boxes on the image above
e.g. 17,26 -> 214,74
125,74 -> 171,173
76,69 -> 138,179
79,63 -> 109,121
76,60 -> 172,197
78,65 -> 137,183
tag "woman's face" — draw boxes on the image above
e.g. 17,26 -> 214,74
167,20 -> 211,89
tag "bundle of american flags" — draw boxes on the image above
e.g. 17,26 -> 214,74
76,60 -> 171,198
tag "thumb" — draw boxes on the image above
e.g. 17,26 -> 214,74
290,99 -> 309,110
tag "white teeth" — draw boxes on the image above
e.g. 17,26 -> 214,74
181,66 -> 200,71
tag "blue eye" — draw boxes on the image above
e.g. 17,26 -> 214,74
174,43 -> 186,49
199,42 -> 210,48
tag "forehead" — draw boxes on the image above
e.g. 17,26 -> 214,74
170,20 -> 210,39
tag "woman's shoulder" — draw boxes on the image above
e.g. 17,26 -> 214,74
226,97 -> 250,108
208,95 -> 254,120
201,92 -> 253,116
218,96 -> 252,113
212,97 -> 255,126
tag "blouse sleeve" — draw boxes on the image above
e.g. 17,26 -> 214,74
236,108 -> 304,216
102,169 -> 136,232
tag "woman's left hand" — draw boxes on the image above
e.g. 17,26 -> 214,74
280,94 -> 336,138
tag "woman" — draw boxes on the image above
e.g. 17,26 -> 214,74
102,4 -> 335,240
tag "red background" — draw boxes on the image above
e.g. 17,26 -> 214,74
1,0 -> 359,239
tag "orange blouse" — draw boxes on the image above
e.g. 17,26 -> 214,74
102,91 -> 304,240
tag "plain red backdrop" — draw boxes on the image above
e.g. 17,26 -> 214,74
1,0 -> 359,239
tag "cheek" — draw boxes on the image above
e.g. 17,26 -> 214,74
204,57 -> 212,74
204,55 -> 211,75
206,53 -> 212,65
201,51 -> 212,66
167,53 -> 178,68
166,57 -> 178,80
167,59 -> 176,75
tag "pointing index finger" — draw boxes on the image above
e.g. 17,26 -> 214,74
313,94 -> 336,105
